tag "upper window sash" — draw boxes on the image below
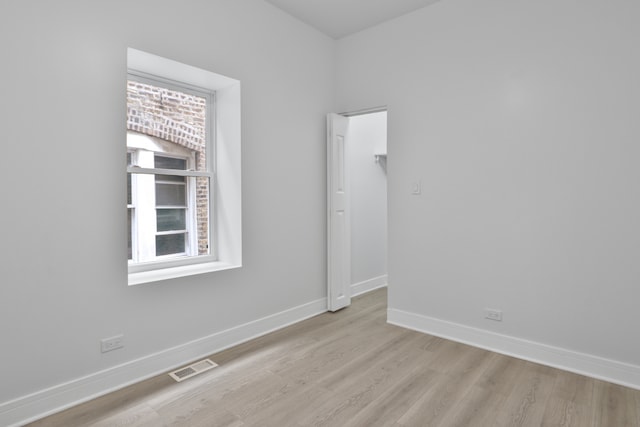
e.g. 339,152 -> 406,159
127,70 -> 216,175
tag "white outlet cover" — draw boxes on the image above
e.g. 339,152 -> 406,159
485,309 -> 502,321
101,335 -> 124,353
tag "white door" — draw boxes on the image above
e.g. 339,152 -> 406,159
327,113 -> 351,311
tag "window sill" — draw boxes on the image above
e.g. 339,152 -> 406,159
128,261 -> 241,286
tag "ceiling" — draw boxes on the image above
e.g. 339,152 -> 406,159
264,0 -> 442,39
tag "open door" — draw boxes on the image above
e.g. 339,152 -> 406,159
327,113 -> 351,312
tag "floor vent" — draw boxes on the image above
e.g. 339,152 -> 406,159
169,359 -> 218,382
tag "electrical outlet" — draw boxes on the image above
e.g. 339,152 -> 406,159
485,309 -> 502,322
101,335 -> 124,353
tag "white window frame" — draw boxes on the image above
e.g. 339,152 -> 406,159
127,48 -> 242,285
127,73 -> 215,272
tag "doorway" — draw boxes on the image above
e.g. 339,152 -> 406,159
327,110 -> 388,311
346,111 -> 388,297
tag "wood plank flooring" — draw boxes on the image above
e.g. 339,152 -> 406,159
28,289 -> 640,426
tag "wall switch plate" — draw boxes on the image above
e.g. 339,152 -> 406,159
411,181 -> 421,195
101,334 -> 124,353
485,309 -> 502,321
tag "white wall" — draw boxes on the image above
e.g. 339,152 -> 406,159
336,0 -> 640,384
347,112 -> 388,287
0,0 -> 333,420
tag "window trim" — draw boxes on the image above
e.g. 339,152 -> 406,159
127,48 -> 242,285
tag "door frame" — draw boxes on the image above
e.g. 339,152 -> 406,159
327,106 -> 388,312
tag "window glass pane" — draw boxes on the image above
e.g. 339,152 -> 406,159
127,80 -> 207,171
155,156 -> 187,170
156,174 -> 185,183
156,183 -> 186,206
127,153 -> 133,205
127,208 -> 133,260
195,177 -> 210,255
156,234 -> 186,256
127,174 -> 132,205
157,209 -> 186,232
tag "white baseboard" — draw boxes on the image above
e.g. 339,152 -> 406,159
388,308 -> 640,391
1,298 -> 328,427
351,275 -> 387,297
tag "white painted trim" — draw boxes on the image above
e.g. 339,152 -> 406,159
128,260 -> 239,286
340,105 -> 387,117
351,275 -> 387,297
0,298 -> 328,427
388,308 -> 640,391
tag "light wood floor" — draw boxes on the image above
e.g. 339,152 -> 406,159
29,288 -> 640,427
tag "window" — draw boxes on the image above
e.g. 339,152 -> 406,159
127,74 -> 213,269
127,48 -> 242,285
